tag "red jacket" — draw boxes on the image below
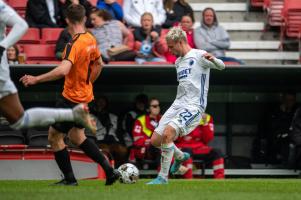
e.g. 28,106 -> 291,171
175,114 -> 214,155
129,114 -> 161,160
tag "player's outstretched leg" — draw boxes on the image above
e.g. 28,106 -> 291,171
170,152 -> 191,174
9,103 -> 96,134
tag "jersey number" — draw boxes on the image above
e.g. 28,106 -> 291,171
179,110 -> 193,121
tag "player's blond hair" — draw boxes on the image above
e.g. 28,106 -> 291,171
165,26 -> 187,43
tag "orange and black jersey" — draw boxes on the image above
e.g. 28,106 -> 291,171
62,32 -> 101,103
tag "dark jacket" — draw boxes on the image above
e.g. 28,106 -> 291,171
60,0 -> 94,28
162,1 -> 194,28
25,0 -> 61,28
55,28 -> 72,60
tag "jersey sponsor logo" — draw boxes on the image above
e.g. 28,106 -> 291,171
177,68 -> 191,80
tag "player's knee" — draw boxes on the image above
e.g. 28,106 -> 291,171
150,133 -> 161,147
162,126 -> 176,144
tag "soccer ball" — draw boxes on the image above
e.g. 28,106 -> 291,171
117,163 -> 139,184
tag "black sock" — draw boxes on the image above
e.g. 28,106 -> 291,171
54,147 -> 76,182
79,139 -> 113,176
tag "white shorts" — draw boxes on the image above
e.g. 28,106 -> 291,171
0,79 -> 18,100
154,103 -> 202,137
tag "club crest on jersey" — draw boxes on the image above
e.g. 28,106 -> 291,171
177,68 -> 191,80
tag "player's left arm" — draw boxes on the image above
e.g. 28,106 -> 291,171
203,53 -> 225,70
90,56 -> 103,83
20,60 -> 72,87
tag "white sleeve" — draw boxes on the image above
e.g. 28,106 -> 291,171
0,1 -> 28,48
198,50 -> 225,70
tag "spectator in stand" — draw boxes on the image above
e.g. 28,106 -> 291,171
123,0 -> 166,28
89,96 -> 128,167
90,9 -> 136,63
129,98 -> 161,169
121,94 -> 149,149
6,45 -> 19,65
194,7 -> 243,64
59,0 -> 94,28
96,0 -> 123,21
165,14 -> 195,63
175,113 -> 225,179
55,28 -> 72,60
25,0 -> 62,28
133,12 -> 167,64
162,0 -> 194,29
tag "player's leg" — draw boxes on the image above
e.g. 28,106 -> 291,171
0,93 -> 24,124
68,128 -> 120,186
147,125 -> 177,184
48,126 -> 78,186
10,103 -> 95,133
170,107 -> 202,174
170,145 -> 190,174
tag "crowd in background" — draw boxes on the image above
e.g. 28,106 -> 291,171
6,0 -> 243,65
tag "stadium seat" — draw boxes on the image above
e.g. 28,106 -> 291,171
264,0 -> 284,27
22,44 -> 56,62
280,0 -> 301,48
108,61 -> 136,65
0,130 -> 25,145
7,0 -> 28,11
6,28 -> 40,44
20,28 -> 40,44
251,0 -> 264,7
41,28 -> 64,44
27,129 -> 49,147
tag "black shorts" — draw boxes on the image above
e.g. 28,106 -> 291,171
51,96 -> 94,134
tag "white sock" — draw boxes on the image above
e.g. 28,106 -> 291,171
174,145 -> 184,160
158,143 -> 174,179
10,108 -> 74,130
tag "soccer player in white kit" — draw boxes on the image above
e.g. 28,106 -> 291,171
0,1 -> 95,132
147,27 -> 225,184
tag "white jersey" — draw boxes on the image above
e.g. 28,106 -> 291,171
173,49 -> 225,112
0,0 -> 28,81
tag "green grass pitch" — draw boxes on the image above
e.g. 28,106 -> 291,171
1,179 -> 301,200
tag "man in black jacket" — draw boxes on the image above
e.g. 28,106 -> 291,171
25,0 -> 61,28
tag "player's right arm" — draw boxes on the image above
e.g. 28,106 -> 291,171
202,52 -> 225,70
20,60 -> 72,87
0,0 -> 28,57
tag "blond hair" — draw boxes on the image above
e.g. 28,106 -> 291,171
165,26 -> 187,43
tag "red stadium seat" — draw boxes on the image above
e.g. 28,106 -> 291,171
20,28 -> 40,44
41,28 -> 64,44
251,0 -> 264,8
280,0 -> 301,48
7,28 -> 40,44
108,61 -> 136,65
264,0 -> 284,27
22,44 -> 56,63
7,0 -> 28,11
